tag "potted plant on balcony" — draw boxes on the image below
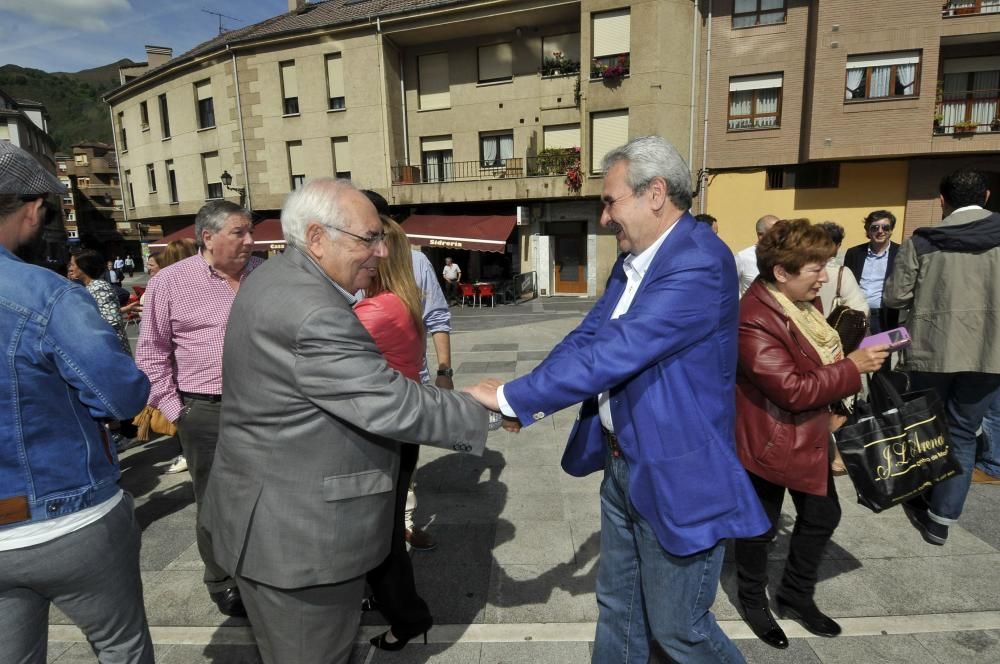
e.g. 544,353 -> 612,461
564,148 -> 583,194
541,51 -> 580,77
592,54 -> 629,82
953,120 -> 978,135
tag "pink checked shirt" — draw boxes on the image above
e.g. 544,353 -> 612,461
135,252 -> 263,422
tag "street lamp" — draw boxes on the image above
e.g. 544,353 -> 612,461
220,170 -> 247,209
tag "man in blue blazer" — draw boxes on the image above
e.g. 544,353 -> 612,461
468,136 -> 769,663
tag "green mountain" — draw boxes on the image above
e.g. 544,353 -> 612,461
0,60 -> 135,153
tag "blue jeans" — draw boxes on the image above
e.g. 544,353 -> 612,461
594,448 -> 744,664
976,389 -> 1000,477
910,372 -> 1000,523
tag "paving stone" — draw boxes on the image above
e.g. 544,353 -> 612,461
739,637 -> 822,663
516,350 -> 550,361
807,634 -> 939,664
156,643 -> 263,663
142,571 -> 251,628
413,563 -> 493,625
914,629 -> 1000,664
480,640 -> 592,663
471,343 -> 519,352
46,642 -> 74,663
486,562 -> 599,624
368,641 -> 482,663
492,521 -> 575,566
49,642 -> 174,663
458,361 -> 492,373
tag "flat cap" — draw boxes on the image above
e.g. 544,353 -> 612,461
0,141 -> 67,196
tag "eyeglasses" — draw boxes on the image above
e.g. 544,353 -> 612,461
601,191 -> 635,211
335,226 -> 386,248
868,224 -> 892,233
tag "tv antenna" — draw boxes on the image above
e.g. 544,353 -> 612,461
202,8 -> 242,35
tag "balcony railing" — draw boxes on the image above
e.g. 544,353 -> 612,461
392,151 -> 581,185
934,89 -> 1000,134
942,0 -> 1000,16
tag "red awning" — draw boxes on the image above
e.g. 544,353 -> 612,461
149,219 -> 284,249
401,214 -> 516,253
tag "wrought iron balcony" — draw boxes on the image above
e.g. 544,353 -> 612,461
934,88 -> 1000,134
392,151 -> 581,185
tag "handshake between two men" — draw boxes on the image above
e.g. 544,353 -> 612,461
462,378 -> 522,433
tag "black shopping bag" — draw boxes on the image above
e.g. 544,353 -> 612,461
833,373 -> 960,513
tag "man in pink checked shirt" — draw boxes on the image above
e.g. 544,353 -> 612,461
135,200 -> 262,618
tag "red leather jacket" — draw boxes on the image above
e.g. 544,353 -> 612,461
735,281 -> 861,496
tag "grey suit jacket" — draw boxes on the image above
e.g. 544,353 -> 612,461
202,247 -> 488,589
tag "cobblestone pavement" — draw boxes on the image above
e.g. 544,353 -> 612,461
47,294 -> 1000,663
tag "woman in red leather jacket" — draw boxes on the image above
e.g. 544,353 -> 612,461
733,219 -> 888,650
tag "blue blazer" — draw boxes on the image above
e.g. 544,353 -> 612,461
504,215 -> 769,555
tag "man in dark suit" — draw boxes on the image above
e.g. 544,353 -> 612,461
467,136 -> 770,663
843,210 -> 900,333
202,178 -> 491,664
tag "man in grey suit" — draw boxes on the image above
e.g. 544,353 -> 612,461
202,178 -> 491,664
885,168 -> 1000,546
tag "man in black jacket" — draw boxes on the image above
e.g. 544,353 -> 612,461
844,210 -> 900,334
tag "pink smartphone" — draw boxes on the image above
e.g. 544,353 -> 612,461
858,326 -> 911,351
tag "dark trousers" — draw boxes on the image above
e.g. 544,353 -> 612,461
444,280 -> 459,303
365,443 -> 432,638
734,471 -> 841,608
177,398 -> 235,594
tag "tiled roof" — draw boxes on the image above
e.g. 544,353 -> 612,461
112,0 -> 474,95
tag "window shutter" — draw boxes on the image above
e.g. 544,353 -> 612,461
418,53 -> 451,109
326,54 -> 345,98
593,9 -> 631,58
421,135 -> 453,152
943,56 -> 1000,74
729,73 -> 783,91
478,43 -> 513,82
846,52 -> 919,69
196,80 -> 212,101
543,124 -> 581,149
288,141 -> 304,176
591,110 -> 629,173
280,61 -> 298,98
542,33 -> 581,64
202,152 -> 221,183
332,137 -> 351,173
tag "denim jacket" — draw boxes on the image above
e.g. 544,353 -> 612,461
0,247 -> 150,528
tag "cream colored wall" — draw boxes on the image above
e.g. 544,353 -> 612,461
706,160 -> 910,254
113,58 -> 237,220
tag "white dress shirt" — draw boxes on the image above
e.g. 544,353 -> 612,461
734,244 -> 758,297
497,221 -> 679,431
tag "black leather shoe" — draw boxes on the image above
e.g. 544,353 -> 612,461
210,588 -> 248,618
739,601 -> 789,649
775,596 -> 840,637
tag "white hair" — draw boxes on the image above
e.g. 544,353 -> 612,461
601,135 -> 692,211
280,177 -> 356,249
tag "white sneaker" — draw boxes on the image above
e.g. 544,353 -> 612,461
165,455 -> 188,474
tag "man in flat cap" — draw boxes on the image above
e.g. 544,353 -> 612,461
0,142 -> 154,663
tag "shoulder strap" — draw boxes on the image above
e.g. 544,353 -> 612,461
836,265 -> 845,299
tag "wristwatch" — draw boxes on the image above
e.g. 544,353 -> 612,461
437,368 -> 454,377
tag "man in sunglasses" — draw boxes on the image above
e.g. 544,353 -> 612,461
0,141 -> 154,662
201,178 -> 491,664
844,210 -> 900,334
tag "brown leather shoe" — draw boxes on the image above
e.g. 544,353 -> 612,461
405,527 -> 437,551
973,468 -> 1000,484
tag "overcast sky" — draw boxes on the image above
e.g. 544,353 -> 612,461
0,0 -> 291,73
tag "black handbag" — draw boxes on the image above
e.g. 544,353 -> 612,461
833,372 -> 960,513
826,266 -> 867,354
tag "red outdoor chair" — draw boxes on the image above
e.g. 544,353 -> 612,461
476,283 -> 495,308
459,283 -> 478,308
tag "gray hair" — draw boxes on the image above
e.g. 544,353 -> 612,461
601,135 -> 692,211
281,177 -> 356,249
194,200 -> 250,248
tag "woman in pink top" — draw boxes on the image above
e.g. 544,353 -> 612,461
354,216 -> 432,651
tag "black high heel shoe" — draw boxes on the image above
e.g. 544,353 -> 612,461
369,628 -> 429,651
360,595 -> 380,612
775,595 -> 841,637
738,600 -> 788,649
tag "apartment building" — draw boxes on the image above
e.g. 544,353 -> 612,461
105,0 -> 702,296
0,90 -> 57,173
697,0 -> 1000,252
106,0 -> 999,292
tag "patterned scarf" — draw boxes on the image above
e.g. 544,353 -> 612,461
765,282 -> 843,365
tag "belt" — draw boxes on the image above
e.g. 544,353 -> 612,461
180,391 -> 222,403
602,427 -> 622,458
